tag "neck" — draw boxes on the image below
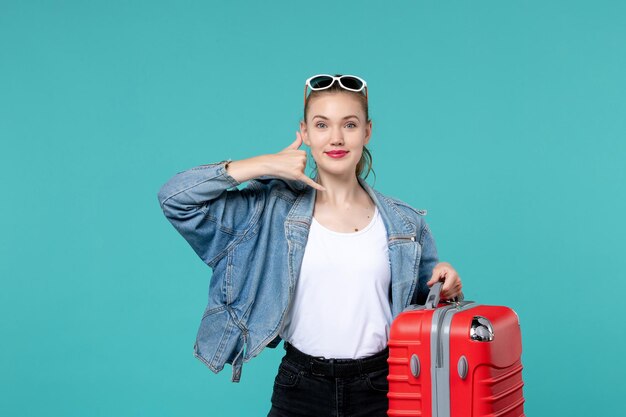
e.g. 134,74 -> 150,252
314,170 -> 364,206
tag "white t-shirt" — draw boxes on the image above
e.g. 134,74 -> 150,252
279,205 -> 392,359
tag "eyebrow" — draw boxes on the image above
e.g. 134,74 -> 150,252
312,115 -> 360,121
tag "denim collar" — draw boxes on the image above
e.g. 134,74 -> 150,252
285,176 -> 418,238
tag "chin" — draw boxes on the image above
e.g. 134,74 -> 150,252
318,165 -> 357,177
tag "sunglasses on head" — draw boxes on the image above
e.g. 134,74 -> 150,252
304,74 -> 368,105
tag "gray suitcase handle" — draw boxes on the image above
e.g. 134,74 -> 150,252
403,281 -> 465,312
424,281 -> 465,309
425,282 -> 443,309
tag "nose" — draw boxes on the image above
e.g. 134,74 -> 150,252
330,126 -> 344,145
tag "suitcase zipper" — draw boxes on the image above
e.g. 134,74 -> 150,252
433,306 -> 454,369
431,302 -> 478,417
435,303 -> 473,368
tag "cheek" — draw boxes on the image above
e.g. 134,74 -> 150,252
307,136 -> 326,151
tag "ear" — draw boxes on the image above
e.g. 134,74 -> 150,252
300,120 -> 310,146
364,120 -> 373,146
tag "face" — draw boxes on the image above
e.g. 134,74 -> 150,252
300,92 -> 372,178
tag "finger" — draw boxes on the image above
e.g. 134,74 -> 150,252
299,175 -> 326,191
443,281 -> 462,299
427,269 -> 444,287
442,274 -> 461,296
284,132 -> 303,150
441,275 -> 456,293
427,269 -> 439,286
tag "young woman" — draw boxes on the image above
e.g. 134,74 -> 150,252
157,74 -> 463,417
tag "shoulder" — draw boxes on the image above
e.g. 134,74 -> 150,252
371,188 -> 431,239
372,188 -> 428,218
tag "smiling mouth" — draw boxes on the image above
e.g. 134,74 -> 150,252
325,151 -> 349,158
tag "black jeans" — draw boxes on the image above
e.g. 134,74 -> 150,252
267,343 -> 389,417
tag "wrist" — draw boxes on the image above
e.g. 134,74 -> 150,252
226,155 -> 273,183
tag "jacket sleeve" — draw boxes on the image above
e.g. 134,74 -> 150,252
157,160 -> 262,268
413,220 -> 439,305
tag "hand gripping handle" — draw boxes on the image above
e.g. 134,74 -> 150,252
425,282 -> 443,309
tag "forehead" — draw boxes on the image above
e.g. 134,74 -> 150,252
307,92 -> 365,120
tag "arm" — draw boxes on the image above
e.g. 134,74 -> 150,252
156,133 -> 325,268
157,158 -> 272,267
412,221 -> 440,305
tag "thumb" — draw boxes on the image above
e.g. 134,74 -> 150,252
427,272 -> 442,287
284,132 -> 303,150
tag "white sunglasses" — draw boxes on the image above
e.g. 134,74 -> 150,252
304,74 -> 368,104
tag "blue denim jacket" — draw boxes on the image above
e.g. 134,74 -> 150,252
157,160 -> 439,382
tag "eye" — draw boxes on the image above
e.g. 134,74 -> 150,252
346,122 -> 357,128
315,122 -> 327,128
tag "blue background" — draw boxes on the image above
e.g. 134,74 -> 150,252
1,1 -> 625,416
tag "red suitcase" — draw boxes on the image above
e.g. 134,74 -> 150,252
387,283 -> 525,417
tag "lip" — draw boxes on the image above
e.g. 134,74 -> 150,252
325,150 -> 349,159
